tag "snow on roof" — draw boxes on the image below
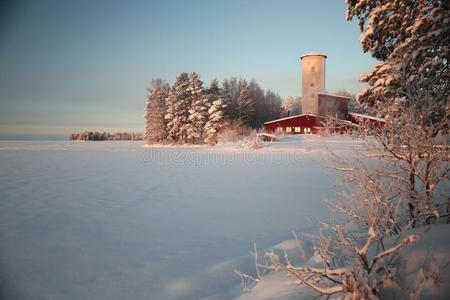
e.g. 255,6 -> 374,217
349,112 -> 385,122
300,52 -> 327,59
264,114 -> 322,125
316,92 -> 350,100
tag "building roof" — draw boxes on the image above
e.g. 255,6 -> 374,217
316,92 -> 350,100
263,113 -> 323,125
348,112 -> 385,122
300,52 -> 327,59
264,112 -> 386,126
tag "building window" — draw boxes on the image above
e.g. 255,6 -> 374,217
311,66 -> 315,72
276,127 -> 283,133
310,83 -> 314,87
294,127 -> 301,133
286,127 -> 292,133
304,127 -> 311,134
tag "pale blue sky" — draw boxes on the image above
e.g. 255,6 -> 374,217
0,0 -> 377,139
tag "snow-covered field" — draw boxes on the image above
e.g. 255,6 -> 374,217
0,137 -> 363,300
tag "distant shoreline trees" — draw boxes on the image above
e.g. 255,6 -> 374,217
144,72 -> 282,145
70,132 -> 143,141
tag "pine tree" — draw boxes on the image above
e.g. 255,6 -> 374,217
206,79 -> 221,104
221,79 -> 234,119
186,73 -> 209,143
346,0 -> 449,121
237,83 -> 256,127
165,73 -> 191,143
204,98 -> 227,145
247,80 -> 264,127
144,79 -> 169,144
206,79 -> 227,120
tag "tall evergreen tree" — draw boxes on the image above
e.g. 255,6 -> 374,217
221,78 -> 240,119
247,80 -> 268,128
165,73 -> 191,143
221,77 -> 282,128
204,98 -> 227,145
346,0 -> 449,122
237,83 -> 256,127
205,79 -> 221,104
144,79 -> 169,144
186,73 -> 209,143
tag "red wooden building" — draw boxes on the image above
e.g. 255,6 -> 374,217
264,112 -> 384,135
264,114 -> 326,134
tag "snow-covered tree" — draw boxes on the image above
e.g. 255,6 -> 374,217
204,81 -> 228,146
283,96 -> 301,116
346,0 -> 449,120
205,79 -> 221,105
237,83 -> 256,127
220,77 -> 281,128
165,73 -> 191,143
263,90 -> 283,121
345,0 -> 449,222
221,78 -> 240,120
186,73 -> 209,143
334,89 -> 367,113
144,79 -> 169,144
204,99 -> 227,145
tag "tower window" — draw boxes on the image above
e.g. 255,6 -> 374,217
310,83 -> 314,87
311,66 -> 315,72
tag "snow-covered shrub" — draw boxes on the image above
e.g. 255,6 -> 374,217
237,117 -> 448,297
217,121 -> 253,144
241,130 -> 264,149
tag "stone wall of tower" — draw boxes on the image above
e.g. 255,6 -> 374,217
301,53 -> 326,115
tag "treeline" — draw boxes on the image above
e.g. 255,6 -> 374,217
145,72 -> 282,145
70,132 -> 143,141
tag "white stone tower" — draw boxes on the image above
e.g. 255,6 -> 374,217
300,52 -> 327,115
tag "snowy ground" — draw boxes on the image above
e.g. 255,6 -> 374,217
0,136 -> 364,300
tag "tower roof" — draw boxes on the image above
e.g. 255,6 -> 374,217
300,52 -> 327,59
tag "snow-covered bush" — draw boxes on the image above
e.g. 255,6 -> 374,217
241,130 -> 264,149
237,114 -> 448,297
217,121 -> 253,144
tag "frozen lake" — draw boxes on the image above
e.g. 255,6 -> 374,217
0,139 -> 346,299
